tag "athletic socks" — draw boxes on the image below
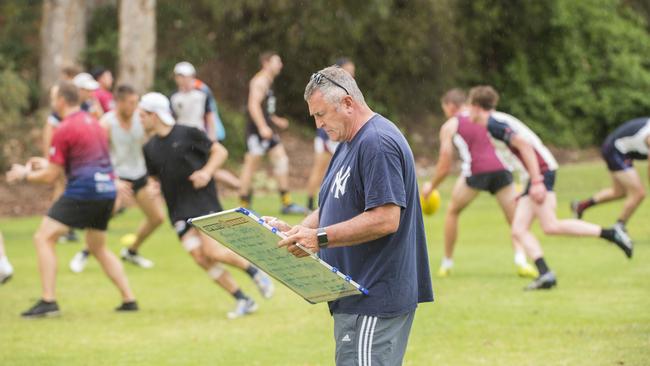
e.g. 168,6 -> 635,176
514,251 -> 528,267
280,190 -> 292,206
441,257 -> 454,269
232,289 -> 249,301
307,196 -> 315,211
534,258 -> 549,275
81,249 -> 90,257
577,198 -> 596,212
600,228 -> 616,242
245,265 -> 259,278
127,248 -> 138,256
616,219 -> 627,228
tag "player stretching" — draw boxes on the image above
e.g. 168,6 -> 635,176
421,89 -> 537,278
572,117 -> 649,230
468,85 -> 633,290
139,92 -> 274,318
69,85 -> 164,272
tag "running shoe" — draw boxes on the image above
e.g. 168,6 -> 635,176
120,248 -> 154,269
570,201 -> 584,219
524,271 -> 557,291
69,250 -> 89,273
253,271 -> 275,299
611,225 -> 633,259
115,301 -> 139,312
281,203 -> 309,215
0,256 -> 13,284
21,299 -> 60,318
227,298 -> 258,319
516,263 -> 539,279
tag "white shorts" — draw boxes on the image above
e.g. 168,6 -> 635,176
314,136 -> 339,154
247,134 -> 281,156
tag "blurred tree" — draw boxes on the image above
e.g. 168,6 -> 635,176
39,0 -> 87,95
118,0 -> 156,94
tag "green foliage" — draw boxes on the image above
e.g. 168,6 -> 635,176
456,0 -> 650,146
0,63 -> 36,170
83,4 -> 119,72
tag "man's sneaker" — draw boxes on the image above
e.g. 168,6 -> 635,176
570,201 -> 584,219
115,301 -> 139,312
253,271 -> 275,299
227,298 -> 258,319
516,263 -> 539,279
69,251 -> 89,273
524,271 -> 557,291
611,225 -> 633,259
120,248 -> 154,269
436,266 -> 451,278
0,256 -> 14,284
21,299 -> 60,318
281,203 -> 309,215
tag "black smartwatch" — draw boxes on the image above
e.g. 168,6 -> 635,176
317,227 -> 329,249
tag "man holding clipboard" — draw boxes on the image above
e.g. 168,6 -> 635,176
266,66 -> 434,366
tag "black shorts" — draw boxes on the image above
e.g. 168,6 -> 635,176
466,170 -> 513,195
245,132 -> 281,155
522,170 -> 556,196
172,211 -> 221,239
48,196 -> 115,231
601,143 -> 633,172
120,175 -> 148,194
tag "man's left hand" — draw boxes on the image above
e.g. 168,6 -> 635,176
278,225 -> 318,258
189,169 -> 211,189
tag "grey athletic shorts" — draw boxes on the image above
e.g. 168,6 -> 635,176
333,310 -> 416,366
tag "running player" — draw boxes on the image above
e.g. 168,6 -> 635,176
6,81 -> 137,317
239,51 -> 307,215
69,85 -> 164,272
305,58 -> 354,211
467,85 -> 633,290
139,92 -> 274,318
0,231 -> 13,284
43,66 -> 80,243
421,89 -> 537,278
91,67 -> 115,113
571,117 -> 649,229
170,61 -> 240,189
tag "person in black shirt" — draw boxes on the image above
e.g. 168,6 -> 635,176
139,93 -> 274,319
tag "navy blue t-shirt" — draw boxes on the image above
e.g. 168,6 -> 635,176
318,114 -> 434,317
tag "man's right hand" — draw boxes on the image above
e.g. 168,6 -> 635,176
529,180 -> 547,204
421,181 -> 434,198
116,179 -> 134,201
259,125 -> 274,140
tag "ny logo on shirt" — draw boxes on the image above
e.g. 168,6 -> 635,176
331,166 -> 351,199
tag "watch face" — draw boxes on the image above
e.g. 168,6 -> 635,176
317,231 -> 328,245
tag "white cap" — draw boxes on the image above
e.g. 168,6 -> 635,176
139,93 -> 175,126
72,73 -> 99,90
173,61 -> 196,76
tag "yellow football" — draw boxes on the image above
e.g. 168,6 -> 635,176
120,233 -> 137,246
420,190 -> 441,216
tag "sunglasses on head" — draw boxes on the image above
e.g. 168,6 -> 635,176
310,72 -> 350,95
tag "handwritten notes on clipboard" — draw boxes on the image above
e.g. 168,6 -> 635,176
188,208 -> 368,304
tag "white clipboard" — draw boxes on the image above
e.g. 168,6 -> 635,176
188,207 -> 368,304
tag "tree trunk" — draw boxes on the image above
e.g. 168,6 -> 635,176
117,0 -> 156,94
39,0 -> 88,95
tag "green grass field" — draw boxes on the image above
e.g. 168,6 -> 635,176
1,161 -> 649,365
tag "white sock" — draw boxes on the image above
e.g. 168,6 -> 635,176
441,257 -> 454,269
514,251 -> 527,267
0,256 -> 12,273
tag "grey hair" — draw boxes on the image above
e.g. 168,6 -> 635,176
303,66 -> 366,106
